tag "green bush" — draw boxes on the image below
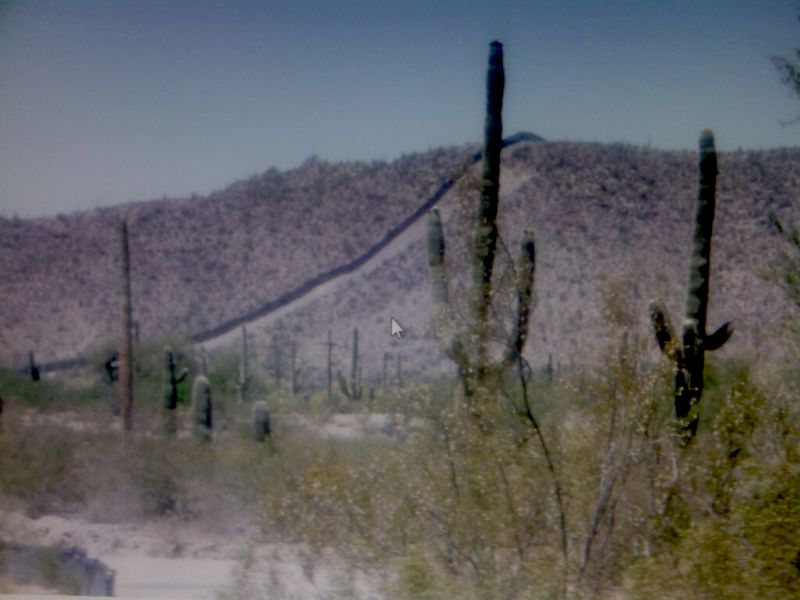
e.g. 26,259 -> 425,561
0,425 -> 85,516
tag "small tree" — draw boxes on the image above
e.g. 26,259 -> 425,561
768,212 -> 800,339
772,12 -> 800,126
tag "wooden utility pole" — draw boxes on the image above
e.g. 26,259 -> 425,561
118,220 -> 134,432
271,334 -> 283,389
290,338 -> 299,398
395,353 -> 402,387
326,330 -> 334,405
235,325 -> 250,403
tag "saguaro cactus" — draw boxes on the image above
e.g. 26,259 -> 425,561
103,352 -> 120,415
163,347 -> 188,434
395,353 -> 403,387
649,130 -> 733,445
234,325 -> 251,403
427,41 -> 536,401
338,328 -> 363,401
191,375 -> 213,441
198,348 -> 209,375
290,339 -> 301,398
28,351 -> 40,382
270,334 -> 284,388
252,400 -> 271,442
117,220 -> 134,432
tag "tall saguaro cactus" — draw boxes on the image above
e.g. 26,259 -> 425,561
118,220 -> 134,432
649,130 -> 733,445
427,41 -> 536,400
473,39 -> 506,375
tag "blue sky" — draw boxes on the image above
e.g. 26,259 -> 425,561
1,0 -> 799,217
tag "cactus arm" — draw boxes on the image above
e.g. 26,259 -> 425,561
704,322 -> 733,351
648,299 -> 678,359
428,209 -> 449,306
176,368 -> 189,384
427,208 -> 467,364
686,129 -> 718,337
503,231 -> 536,366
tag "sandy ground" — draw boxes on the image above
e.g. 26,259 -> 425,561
1,411 -> 417,597
0,508 -> 384,599
18,407 -> 426,441
104,556 -> 236,598
283,412 -> 427,440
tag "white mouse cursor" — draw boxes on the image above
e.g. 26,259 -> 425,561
390,317 -> 405,339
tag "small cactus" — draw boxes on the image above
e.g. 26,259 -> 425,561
103,352 -> 120,415
270,334 -> 284,388
290,338 -> 301,398
234,326 -> 251,403
191,375 -> 213,441
252,400 -> 271,442
338,328 -> 363,401
649,130 -> 733,445
382,352 -> 390,388
395,353 -> 403,387
326,330 -> 334,406
163,347 -> 188,434
28,351 -> 40,382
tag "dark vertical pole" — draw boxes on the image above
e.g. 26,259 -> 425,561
326,330 -> 333,405
118,220 -> 134,432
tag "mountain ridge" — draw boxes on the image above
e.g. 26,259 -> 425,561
1,135 -> 798,379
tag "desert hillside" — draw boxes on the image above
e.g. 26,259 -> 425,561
0,143 -> 472,365
1,137 -> 799,379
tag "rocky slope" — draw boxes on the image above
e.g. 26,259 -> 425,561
2,137 -> 798,381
